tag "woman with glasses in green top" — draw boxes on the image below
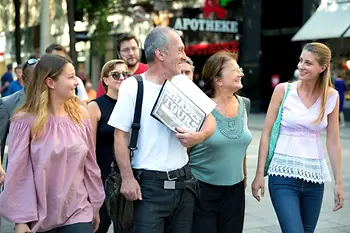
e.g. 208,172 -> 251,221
189,51 -> 252,233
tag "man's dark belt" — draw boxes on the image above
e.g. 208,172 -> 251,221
135,163 -> 191,181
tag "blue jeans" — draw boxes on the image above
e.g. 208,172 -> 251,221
269,176 -> 324,233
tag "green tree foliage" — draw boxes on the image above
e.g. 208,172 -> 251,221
76,0 -> 113,55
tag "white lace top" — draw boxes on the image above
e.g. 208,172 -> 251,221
268,83 -> 338,183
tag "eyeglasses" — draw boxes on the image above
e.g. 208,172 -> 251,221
110,71 -> 131,80
23,58 -> 39,71
120,47 -> 139,54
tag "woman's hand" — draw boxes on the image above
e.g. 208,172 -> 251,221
92,212 -> 100,232
14,223 -> 31,233
333,183 -> 344,212
251,174 -> 265,202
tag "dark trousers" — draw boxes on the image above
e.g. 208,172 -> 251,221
191,180 -> 245,233
133,177 -> 195,233
39,222 -> 93,233
269,176 -> 324,233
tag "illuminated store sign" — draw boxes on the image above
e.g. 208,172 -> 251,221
202,0 -> 234,19
173,18 -> 238,33
185,41 -> 239,56
172,0 -> 238,33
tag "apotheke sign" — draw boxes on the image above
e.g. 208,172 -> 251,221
172,0 -> 238,33
173,18 -> 238,33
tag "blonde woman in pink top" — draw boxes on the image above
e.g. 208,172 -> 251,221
0,54 -> 105,233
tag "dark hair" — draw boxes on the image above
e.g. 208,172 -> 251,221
15,65 -> 22,72
116,33 -> 139,53
184,56 -> 195,72
202,51 -> 238,98
45,43 -> 67,55
6,63 -> 13,70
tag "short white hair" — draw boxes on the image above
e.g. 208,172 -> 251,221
144,27 -> 175,63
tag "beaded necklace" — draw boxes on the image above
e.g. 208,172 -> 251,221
212,96 -> 245,140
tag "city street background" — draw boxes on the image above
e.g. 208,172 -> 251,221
1,114 -> 350,233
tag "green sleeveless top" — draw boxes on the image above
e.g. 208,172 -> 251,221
189,96 -> 252,186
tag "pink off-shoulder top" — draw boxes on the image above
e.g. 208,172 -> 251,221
0,114 -> 105,232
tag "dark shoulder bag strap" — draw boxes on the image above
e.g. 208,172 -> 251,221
128,75 -> 144,158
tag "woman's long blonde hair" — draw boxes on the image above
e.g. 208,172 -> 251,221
302,42 -> 332,123
15,54 -> 82,138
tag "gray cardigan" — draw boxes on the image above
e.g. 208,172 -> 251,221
0,89 -> 25,160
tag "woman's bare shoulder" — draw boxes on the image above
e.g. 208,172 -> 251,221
328,87 -> 338,96
80,105 -> 90,119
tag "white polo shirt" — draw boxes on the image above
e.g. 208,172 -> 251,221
76,76 -> 88,102
108,74 -> 188,172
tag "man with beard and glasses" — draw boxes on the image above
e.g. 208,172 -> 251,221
96,33 -> 148,98
0,58 -> 38,186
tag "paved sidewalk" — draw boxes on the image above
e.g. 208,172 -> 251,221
243,128 -> 350,233
1,114 -> 349,233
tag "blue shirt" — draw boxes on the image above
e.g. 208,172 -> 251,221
1,72 -> 14,96
335,79 -> 346,97
7,80 -> 24,95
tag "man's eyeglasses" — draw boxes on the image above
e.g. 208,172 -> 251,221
120,47 -> 139,54
110,71 -> 131,80
23,58 -> 39,71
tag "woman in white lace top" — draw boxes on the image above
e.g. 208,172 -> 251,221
251,42 -> 344,233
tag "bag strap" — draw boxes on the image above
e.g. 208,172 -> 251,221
276,83 -> 291,118
281,83 -> 292,106
275,83 -> 292,121
128,75 -> 144,158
